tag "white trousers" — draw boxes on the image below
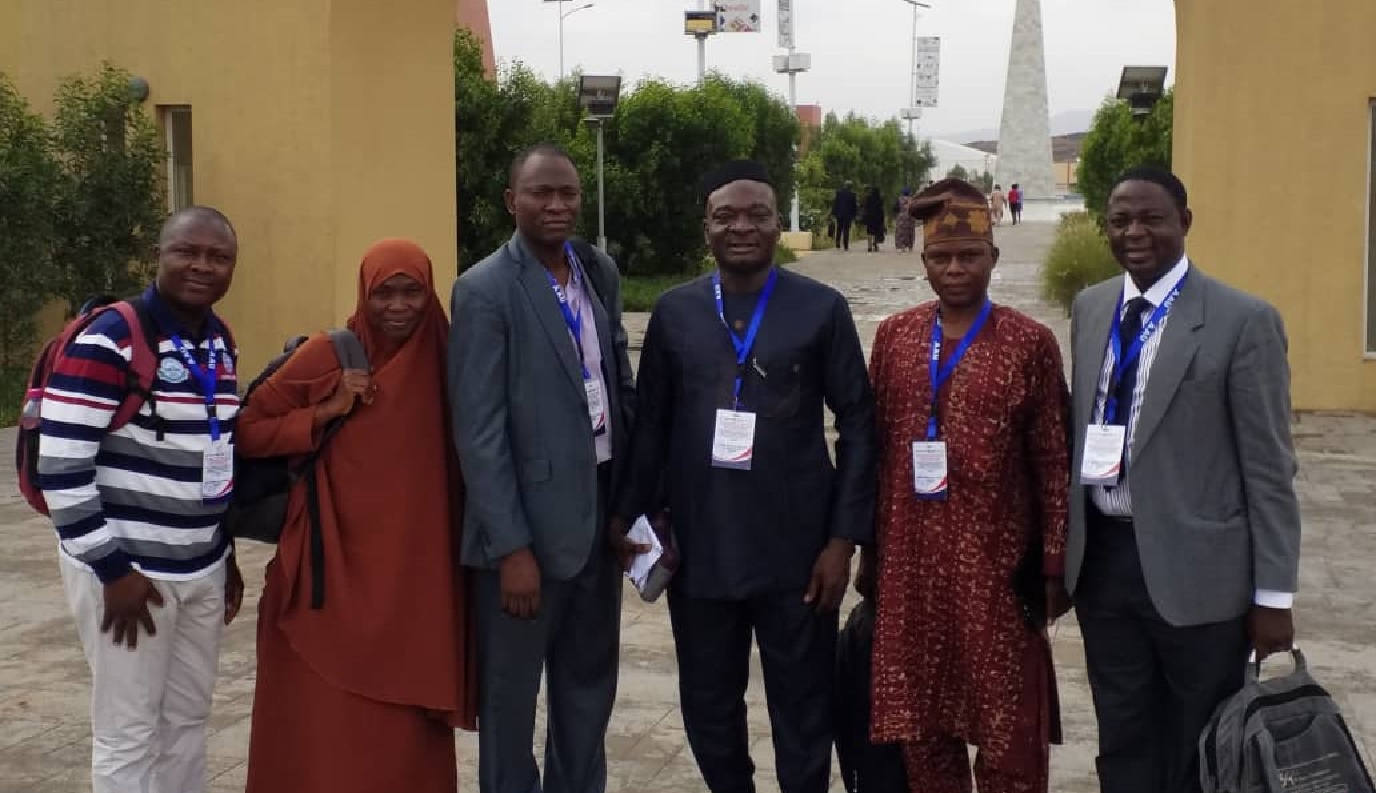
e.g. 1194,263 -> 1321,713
60,558 -> 226,793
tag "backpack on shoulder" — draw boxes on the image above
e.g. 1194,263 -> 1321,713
220,329 -> 368,610
15,295 -> 161,516
1201,648 -> 1375,793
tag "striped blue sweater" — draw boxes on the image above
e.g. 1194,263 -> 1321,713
36,286 -> 239,584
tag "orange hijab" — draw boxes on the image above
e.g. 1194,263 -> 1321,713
246,238 -> 476,728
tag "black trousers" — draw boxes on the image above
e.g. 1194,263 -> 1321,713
1075,510 -> 1249,793
668,590 -> 840,793
835,220 -> 852,250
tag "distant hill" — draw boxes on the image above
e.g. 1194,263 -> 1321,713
963,131 -> 1087,163
933,109 -> 1096,145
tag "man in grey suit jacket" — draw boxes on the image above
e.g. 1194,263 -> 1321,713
449,144 -> 638,793
1066,168 -> 1301,793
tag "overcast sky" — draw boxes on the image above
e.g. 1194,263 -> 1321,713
487,0 -> 1177,140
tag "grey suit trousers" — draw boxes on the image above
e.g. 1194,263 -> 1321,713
473,464 -> 622,793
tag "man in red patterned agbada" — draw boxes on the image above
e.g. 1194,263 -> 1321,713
860,178 -> 1072,793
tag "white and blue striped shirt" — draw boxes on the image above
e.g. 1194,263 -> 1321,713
37,287 -> 238,584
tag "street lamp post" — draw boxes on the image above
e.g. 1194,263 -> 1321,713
773,0 -> 809,233
545,0 -> 595,82
898,0 -> 932,138
578,75 -> 622,251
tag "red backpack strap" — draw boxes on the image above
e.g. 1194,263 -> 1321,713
108,299 -> 162,433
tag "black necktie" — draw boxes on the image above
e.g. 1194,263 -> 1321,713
1111,297 -> 1152,426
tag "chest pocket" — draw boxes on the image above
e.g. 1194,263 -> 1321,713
747,352 -> 803,418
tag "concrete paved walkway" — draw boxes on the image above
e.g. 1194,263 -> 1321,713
3,222 -> 1375,792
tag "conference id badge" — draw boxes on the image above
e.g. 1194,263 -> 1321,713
1080,424 -> 1127,486
201,440 -> 234,503
585,378 -> 607,436
910,441 -> 949,501
711,409 -> 756,470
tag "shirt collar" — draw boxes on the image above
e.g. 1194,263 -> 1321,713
142,285 -> 222,341
1122,254 -> 1190,307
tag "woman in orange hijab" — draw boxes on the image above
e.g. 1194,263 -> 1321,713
239,239 -> 476,793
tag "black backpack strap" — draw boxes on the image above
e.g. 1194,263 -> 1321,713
303,329 -> 370,610
569,240 -> 611,312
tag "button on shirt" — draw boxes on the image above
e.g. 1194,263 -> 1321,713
563,265 -> 613,463
1089,254 -> 1291,609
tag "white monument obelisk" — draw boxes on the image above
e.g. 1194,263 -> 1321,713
994,0 -> 1055,199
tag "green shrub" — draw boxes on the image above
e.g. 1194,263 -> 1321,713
622,245 -> 795,312
0,366 -> 24,428
1041,213 -> 1120,316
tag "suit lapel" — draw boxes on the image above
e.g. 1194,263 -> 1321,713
512,236 -> 584,394
1131,271 -> 1205,455
1075,283 -> 1118,426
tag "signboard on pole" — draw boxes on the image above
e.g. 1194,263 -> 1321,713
777,0 -> 794,48
912,35 -> 941,108
715,0 -> 761,33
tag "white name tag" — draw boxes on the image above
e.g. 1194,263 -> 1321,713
910,441 -> 949,500
1080,424 -> 1127,486
202,440 -> 234,503
711,409 -> 757,470
585,378 -> 607,436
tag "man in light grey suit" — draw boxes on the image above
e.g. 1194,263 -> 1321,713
448,144 -> 639,793
1066,168 -> 1301,793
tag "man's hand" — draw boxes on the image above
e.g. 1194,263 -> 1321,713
1045,576 -> 1072,625
606,515 -> 652,572
224,557 -> 245,625
805,539 -> 855,612
102,570 -> 164,649
854,547 -> 877,600
1248,605 -> 1295,661
314,369 -> 374,426
499,548 -> 541,620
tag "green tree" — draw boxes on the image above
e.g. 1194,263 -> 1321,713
48,63 -> 165,315
795,112 -> 934,237
973,170 -> 995,192
1078,88 -> 1173,221
0,73 -> 60,367
947,163 -> 970,181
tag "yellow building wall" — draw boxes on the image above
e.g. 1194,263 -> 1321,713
1174,0 -> 1376,411
1,0 -> 459,379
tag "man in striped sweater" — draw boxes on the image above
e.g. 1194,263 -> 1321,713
37,206 -> 245,793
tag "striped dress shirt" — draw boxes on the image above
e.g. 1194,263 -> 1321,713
36,287 -> 238,584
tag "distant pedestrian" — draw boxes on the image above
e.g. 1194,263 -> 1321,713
1008,183 -> 1023,225
989,184 -> 1008,225
832,181 -> 859,251
863,186 -> 886,252
894,188 -> 917,252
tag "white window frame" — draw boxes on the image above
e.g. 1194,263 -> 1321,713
159,106 -> 194,213
1366,99 -> 1376,357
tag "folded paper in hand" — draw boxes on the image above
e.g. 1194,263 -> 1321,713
625,515 -> 665,592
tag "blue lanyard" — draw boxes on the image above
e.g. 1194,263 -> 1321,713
170,333 -> 222,442
548,243 -> 590,379
712,268 -> 778,410
1104,271 -> 1188,424
927,300 -> 993,441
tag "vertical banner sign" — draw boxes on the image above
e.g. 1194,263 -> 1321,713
715,0 -> 762,33
777,0 -> 794,48
913,35 -> 941,108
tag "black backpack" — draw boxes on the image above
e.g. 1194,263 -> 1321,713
223,330 -> 369,609
835,599 -> 912,793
